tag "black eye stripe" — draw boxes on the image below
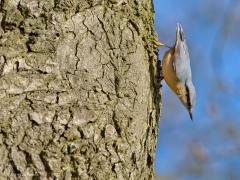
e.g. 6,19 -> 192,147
185,83 -> 191,109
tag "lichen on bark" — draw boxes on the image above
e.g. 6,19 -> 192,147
0,0 -> 161,179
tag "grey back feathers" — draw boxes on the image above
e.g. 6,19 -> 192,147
174,23 -> 192,83
174,23 -> 196,119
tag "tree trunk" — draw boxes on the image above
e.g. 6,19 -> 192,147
0,0 -> 161,179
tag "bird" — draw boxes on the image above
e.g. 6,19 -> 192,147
156,23 -> 196,120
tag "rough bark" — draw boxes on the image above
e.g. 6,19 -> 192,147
0,0 -> 161,179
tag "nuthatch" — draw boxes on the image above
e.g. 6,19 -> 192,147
157,23 -> 196,120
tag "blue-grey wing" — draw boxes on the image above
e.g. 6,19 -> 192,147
173,42 -> 192,82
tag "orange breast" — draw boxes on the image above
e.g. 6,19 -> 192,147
162,48 -> 188,105
162,49 -> 179,93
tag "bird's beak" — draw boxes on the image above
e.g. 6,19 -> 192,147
189,109 -> 193,121
176,23 -> 185,42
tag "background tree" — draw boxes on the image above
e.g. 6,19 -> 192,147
0,0 -> 161,179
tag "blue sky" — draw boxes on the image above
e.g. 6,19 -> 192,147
154,0 -> 240,178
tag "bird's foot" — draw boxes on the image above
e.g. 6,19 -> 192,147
152,39 -> 171,48
152,39 -> 165,46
